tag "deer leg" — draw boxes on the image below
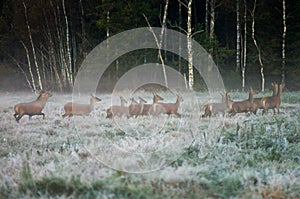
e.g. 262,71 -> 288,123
13,113 -> 18,119
16,114 -> 24,123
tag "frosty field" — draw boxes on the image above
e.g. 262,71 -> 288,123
1,91 -> 300,198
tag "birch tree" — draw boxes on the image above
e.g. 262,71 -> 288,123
281,0 -> 286,85
178,0 -> 194,90
236,0 -> 241,73
23,1 -> 43,91
251,0 -> 265,92
209,0 -> 215,39
62,0 -> 73,86
241,0 -> 247,91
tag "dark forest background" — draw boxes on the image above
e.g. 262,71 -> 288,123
0,0 -> 299,92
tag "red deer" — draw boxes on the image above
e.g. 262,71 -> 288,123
139,93 -> 164,116
13,91 -> 52,123
128,97 -> 147,117
150,95 -> 183,116
106,96 -> 129,118
261,83 -> 284,115
253,82 -> 278,114
201,93 -> 227,118
227,87 -> 257,116
62,95 -> 101,117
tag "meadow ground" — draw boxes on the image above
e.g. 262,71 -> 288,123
0,91 -> 300,198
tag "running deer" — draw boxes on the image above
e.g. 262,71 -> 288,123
62,95 -> 101,117
150,95 -> 183,116
201,93 -> 227,118
128,97 -> 147,117
253,82 -> 278,114
13,91 -> 52,123
261,83 -> 284,115
106,96 -> 129,118
228,87 -> 257,116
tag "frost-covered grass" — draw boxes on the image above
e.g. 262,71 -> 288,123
0,91 -> 300,198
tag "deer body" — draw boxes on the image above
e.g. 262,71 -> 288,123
261,83 -> 283,115
62,95 -> 101,117
140,93 -> 164,116
106,96 -> 129,118
13,91 -> 52,123
253,82 -> 278,114
152,95 -> 183,116
129,98 -> 147,117
202,94 -> 227,118
228,88 -> 256,116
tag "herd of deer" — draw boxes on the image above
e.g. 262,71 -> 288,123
12,82 -> 284,123
202,82 -> 284,117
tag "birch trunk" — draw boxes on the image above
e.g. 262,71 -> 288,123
209,0 -> 215,39
23,1 -> 43,91
205,0 -> 209,33
178,2 -> 182,72
281,0 -> 286,85
187,0 -> 194,90
62,0 -> 73,86
236,0 -> 241,72
20,41 -> 36,93
242,0 -> 247,91
158,0 -> 169,87
79,0 -> 87,58
143,14 -> 168,87
251,0 -> 265,92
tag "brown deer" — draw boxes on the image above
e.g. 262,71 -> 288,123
253,82 -> 278,114
13,91 -> 52,123
151,95 -> 183,117
128,97 -> 147,117
227,87 -> 257,116
106,96 -> 129,119
261,83 -> 284,115
201,93 -> 227,118
62,95 -> 101,117
139,93 -> 164,116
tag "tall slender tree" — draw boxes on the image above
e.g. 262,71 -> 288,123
281,0 -> 286,85
251,0 -> 265,92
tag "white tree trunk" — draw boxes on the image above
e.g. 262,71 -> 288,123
209,0 -> 215,39
251,0 -> 265,92
23,1 -> 43,91
205,0 -> 209,33
242,0 -> 247,91
143,14 -> 168,87
178,2 -> 182,72
158,0 -> 169,87
236,0 -> 241,72
281,0 -> 286,85
187,0 -> 194,90
20,41 -> 36,93
62,0 -> 73,86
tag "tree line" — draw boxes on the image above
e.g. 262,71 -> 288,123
0,0 -> 299,92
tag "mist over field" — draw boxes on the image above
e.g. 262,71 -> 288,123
1,91 -> 300,198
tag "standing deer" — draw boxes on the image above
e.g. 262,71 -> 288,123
13,91 -> 52,123
253,82 -> 278,114
106,96 -> 129,118
62,95 -> 101,117
227,87 -> 257,116
201,93 -> 227,118
261,83 -> 284,115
